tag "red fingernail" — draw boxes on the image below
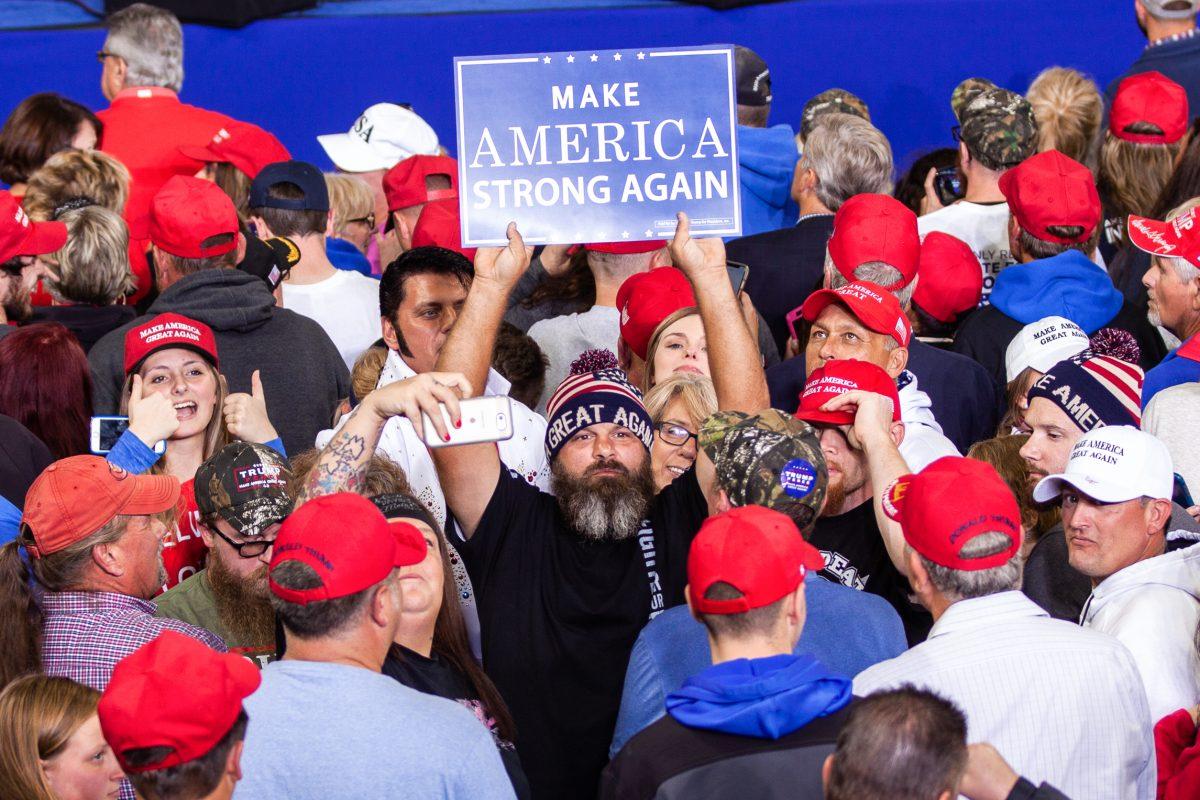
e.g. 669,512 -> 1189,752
444,434 -> 451,442
455,420 -> 462,428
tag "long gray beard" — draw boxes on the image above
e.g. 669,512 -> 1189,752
552,458 -> 654,543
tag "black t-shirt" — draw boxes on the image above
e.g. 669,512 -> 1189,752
809,501 -> 932,645
455,467 -> 708,800
383,645 -> 531,799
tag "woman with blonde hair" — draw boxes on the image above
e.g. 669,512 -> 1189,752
1025,66 -> 1103,171
642,372 -> 717,491
1098,71 -> 1189,259
0,675 -> 123,800
324,172 -> 375,275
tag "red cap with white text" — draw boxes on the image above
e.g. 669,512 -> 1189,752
123,312 -> 218,375
0,190 -> 66,262
794,359 -> 901,426
178,121 -> 292,179
800,281 -> 912,347
688,505 -> 825,615
1128,206 -> 1200,269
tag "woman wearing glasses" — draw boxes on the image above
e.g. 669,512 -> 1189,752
642,372 -> 717,492
107,313 -> 283,592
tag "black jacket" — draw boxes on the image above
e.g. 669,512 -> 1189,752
30,304 -> 137,353
88,269 -> 350,455
726,214 -> 834,355
599,702 -> 850,800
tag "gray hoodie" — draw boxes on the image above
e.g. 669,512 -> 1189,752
1081,530 -> 1200,722
88,269 -> 350,455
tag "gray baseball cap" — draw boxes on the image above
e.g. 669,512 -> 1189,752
1141,0 -> 1200,19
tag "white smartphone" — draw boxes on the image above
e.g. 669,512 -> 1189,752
421,396 -> 514,449
90,416 -> 167,455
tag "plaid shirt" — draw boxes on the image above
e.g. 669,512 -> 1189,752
41,591 -> 227,691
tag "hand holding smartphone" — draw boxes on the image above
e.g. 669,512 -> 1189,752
422,395 -> 515,449
91,416 -> 166,455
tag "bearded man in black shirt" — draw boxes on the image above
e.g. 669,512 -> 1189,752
302,213 -> 771,799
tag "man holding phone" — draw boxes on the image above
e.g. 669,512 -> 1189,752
303,212 -> 769,799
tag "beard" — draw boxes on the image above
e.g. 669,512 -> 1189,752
823,479 -> 847,517
2,274 -> 31,323
208,550 -> 276,645
551,457 -> 655,543
1148,304 -> 1163,328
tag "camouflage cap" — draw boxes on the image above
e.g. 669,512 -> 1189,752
950,77 -> 998,121
195,442 -> 294,539
699,409 -> 827,533
800,88 -> 871,140
959,88 -> 1038,171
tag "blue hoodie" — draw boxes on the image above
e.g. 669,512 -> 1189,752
665,654 -> 851,740
989,250 -> 1123,333
737,124 -> 799,237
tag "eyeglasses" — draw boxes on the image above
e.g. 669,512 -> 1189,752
96,50 -> 120,64
210,525 -> 277,559
346,213 -> 376,230
655,422 -> 697,447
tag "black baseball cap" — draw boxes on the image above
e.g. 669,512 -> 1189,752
238,234 -> 300,293
734,45 -> 771,107
195,442 -> 294,538
248,160 -> 330,212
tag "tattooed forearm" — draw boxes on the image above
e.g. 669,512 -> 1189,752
297,405 -> 379,504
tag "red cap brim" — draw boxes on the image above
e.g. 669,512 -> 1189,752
793,407 -> 856,426
178,144 -> 220,164
119,474 -> 182,516
20,220 -> 67,256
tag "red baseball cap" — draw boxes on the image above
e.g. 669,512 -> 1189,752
22,456 -> 180,559
1128,206 -> 1200,268
411,198 -> 476,261
688,505 -> 825,615
999,150 -> 1100,244
98,631 -> 260,773
794,359 -> 901,426
827,194 -> 920,290
801,281 -> 912,347
616,267 -> 697,360
1110,71 -> 1189,144
268,492 -> 426,605
123,313 -> 219,375
587,239 -> 667,255
178,121 -> 292,180
133,176 -> 239,259
383,154 -> 459,211
912,232 -> 984,323
0,190 -> 66,263
882,456 -> 1022,571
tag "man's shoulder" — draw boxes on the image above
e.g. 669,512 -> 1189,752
154,570 -> 212,618
806,576 -> 899,622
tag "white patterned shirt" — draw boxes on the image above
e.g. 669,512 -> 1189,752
853,591 -> 1156,799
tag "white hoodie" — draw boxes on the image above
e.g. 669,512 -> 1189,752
1081,530 -> 1200,722
896,370 -> 961,472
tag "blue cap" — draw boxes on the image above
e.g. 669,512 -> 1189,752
248,160 -> 330,212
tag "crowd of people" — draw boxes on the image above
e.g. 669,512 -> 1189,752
2,1 -> 1200,798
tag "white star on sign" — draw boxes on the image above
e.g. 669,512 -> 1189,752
621,231 -> 630,238
637,52 -> 646,60
613,53 -> 622,61
589,53 -> 599,62
566,54 -> 575,63
543,56 -> 551,64
644,229 -> 653,237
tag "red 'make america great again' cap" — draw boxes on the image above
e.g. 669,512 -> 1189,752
616,266 -> 697,360
268,492 -> 427,605
827,193 -> 920,290
132,175 -> 239,259
0,190 -> 66,262
688,505 -> 825,615
999,150 -> 1100,245
178,120 -> 292,180
123,313 -> 219,376
883,456 -> 1022,571
801,281 -> 912,347
98,631 -> 261,773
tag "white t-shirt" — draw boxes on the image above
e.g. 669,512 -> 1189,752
918,201 -> 1015,301
528,305 -> 621,414
281,269 -> 380,369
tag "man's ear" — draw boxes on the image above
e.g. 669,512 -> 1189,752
381,316 -> 400,352
684,584 -> 699,621
1147,498 -> 1173,534
370,580 -> 394,627
821,755 -> 834,791
227,739 -> 245,783
715,489 -> 733,514
906,547 -> 929,593
235,232 -> 247,265
889,420 -> 906,448
649,248 -> 671,269
958,139 -> 971,168
91,541 -> 124,579
885,345 -> 909,378
199,523 -> 215,549
325,208 -> 336,239
1008,214 -> 1023,262
396,214 -> 414,253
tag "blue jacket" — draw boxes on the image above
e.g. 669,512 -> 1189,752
666,654 -> 851,739
737,124 -> 799,237
326,237 -> 373,276
1143,337 -> 1200,409
989,250 -> 1124,333
609,575 -> 905,756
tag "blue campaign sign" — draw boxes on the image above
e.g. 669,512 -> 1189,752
454,45 -> 741,246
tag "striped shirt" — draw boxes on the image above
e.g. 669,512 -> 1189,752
853,591 -> 1156,799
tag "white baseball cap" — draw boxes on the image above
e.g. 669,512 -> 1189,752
1004,315 -> 1089,382
1141,0 -> 1200,20
1033,425 -> 1173,504
317,103 -> 439,173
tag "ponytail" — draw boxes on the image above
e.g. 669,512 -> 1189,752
0,540 -> 43,692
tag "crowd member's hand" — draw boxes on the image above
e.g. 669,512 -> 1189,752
784,336 -> 802,359
473,222 -> 533,289
819,389 -> 895,451
669,211 -> 726,281
376,225 -> 405,270
1187,505 -> 1200,525
1190,704 -> 1200,726
223,370 -> 279,444
919,166 -> 945,216
959,743 -> 1020,800
126,374 -> 180,448
364,372 -> 473,443
539,244 -> 574,277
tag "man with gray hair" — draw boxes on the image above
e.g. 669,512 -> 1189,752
1128,205 -> 1200,406
1107,0 -> 1200,118
728,113 -> 894,354
97,1 -> 234,288
853,456 -> 1156,799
